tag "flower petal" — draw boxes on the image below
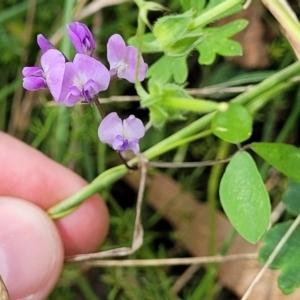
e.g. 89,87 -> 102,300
112,135 -> 128,152
22,66 -> 43,77
127,139 -> 140,154
67,22 -> 95,55
122,46 -> 148,83
83,79 -> 100,101
63,86 -> 82,106
98,113 -> 123,145
46,64 -> 66,102
55,62 -> 76,104
73,54 -> 110,92
107,34 -> 127,69
37,34 -> 55,52
123,115 -> 145,140
41,49 -> 65,74
23,77 -> 47,91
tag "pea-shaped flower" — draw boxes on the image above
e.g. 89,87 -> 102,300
22,49 -> 65,92
67,22 -> 95,56
107,34 -> 148,83
98,112 -> 145,154
53,54 -> 110,106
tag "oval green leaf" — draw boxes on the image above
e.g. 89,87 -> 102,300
220,151 -> 270,244
252,142 -> 300,184
212,103 -> 252,143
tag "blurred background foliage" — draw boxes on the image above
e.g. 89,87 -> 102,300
1,0 -> 300,299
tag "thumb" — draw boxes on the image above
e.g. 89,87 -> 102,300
0,197 -> 64,300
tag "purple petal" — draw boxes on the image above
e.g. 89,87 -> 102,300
107,34 -> 148,83
39,49 -> 66,101
41,49 -> 65,74
55,62 -> 76,104
127,139 -> 140,154
46,64 -> 67,102
23,77 -> 47,91
22,66 -> 47,91
127,47 -> 148,81
112,135 -> 128,152
83,79 -> 100,102
73,54 -> 110,92
107,34 -> 127,69
67,22 -> 95,55
123,115 -> 145,140
37,34 -> 55,52
22,66 -> 43,77
118,46 -> 148,83
98,112 -> 123,145
63,86 -> 81,106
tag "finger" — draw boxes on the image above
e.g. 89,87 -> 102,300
0,197 -> 64,300
0,132 -> 109,255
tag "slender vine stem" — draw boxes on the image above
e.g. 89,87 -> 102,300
48,61 -> 300,218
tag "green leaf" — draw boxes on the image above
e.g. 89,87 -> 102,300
196,19 -> 248,65
220,151 -> 270,244
251,143 -> 300,184
141,81 -> 189,127
211,103 -> 252,143
153,10 -> 205,56
282,180 -> 300,216
259,220 -> 300,294
180,0 -> 206,12
146,55 -> 188,84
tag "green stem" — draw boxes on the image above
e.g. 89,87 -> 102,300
262,0 -> 300,51
163,97 -> 219,112
76,272 -> 99,300
190,0 -> 244,29
232,62 -> 300,105
135,13 -> 148,98
48,62 -> 300,218
54,0 -> 75,162
206,141 -> 230,299
61,0 -> 74,59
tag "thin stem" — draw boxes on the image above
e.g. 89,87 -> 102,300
206,140 -> 230,300
68,253 -> 258,266
146,156 -> 231,168
190,0 -> 245,29
92,96 -> 106,118
47,62 -> 300,218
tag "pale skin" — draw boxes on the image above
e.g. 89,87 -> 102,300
0,132 -> 109,299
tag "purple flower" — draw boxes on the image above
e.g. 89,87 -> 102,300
37,34 -> 55,52
67,22 -> 95,56
98,112 -> 145,153
22,49 -> 65,93
52,54 -> 110,106
22,66 -> 47,91
107,34 -> 148,83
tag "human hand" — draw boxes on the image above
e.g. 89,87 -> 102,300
0,132 -> 109,299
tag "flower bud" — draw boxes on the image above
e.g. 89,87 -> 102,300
153,11 -> 204,56
67,22 -> 95,56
